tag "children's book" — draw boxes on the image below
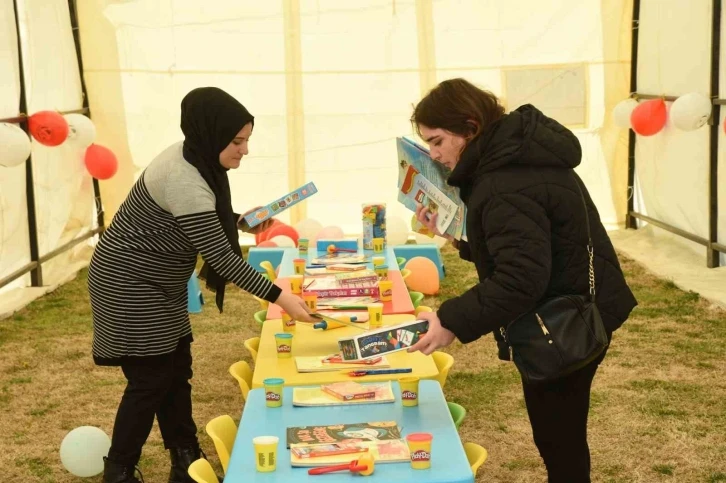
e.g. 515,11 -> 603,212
302,275 -> 379,299
396,137 -> 467,240
310,253 -> 368,265
321,381 -> 376,401
292,382 -> 394,407
290,439 -> 410,466
286,421 -> 401,448
242,182 -> 318,229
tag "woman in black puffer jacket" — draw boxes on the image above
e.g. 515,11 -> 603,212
408,78 -> 637,483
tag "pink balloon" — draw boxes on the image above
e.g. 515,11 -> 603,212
405,257 -> 440,295
316,225 -> 344,241
257,240 -> 278,247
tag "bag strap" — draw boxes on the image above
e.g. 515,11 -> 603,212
572,172 -> 596,302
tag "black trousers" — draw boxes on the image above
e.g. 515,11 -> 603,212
522,348 -> 608,483
107,340 -> 198,466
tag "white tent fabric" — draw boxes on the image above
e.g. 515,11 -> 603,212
633,0 -> 726,265
78,0 -> 631,237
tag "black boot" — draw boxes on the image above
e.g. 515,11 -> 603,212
168,445 -> 201,483
103,457 -> 144,483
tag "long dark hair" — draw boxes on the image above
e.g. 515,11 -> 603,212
411,78 -> 505,140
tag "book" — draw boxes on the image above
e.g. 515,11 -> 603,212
311,253 -> 368,265
396,137 -> 467,240
286,421 -> 401,448
292,382 -> 395,407
321,381 -> 376,401
327,264 -> 367,272
294,355 -> 388,373
303,275 -> 379,299
243,182 -> 318,229
290,439 -> 410,467
335,270 -> 379,286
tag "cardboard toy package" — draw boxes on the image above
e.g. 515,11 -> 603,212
337,319 -> 429,361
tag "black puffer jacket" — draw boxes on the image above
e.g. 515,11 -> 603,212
438,105 -> 637,348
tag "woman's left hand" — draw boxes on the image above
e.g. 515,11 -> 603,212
239,207 -> 274,234
407,311 -> 456,355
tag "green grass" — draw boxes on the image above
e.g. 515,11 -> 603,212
0,245 -> 725,482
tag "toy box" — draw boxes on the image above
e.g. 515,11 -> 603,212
337,319 -> 429,361
243,182 -> 318,229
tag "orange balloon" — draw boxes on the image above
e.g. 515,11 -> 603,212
29,110 -> 69,146
257,240 -> 278,247
630,99 -> 667,136
404,257 -> 440,295
84,144 -> 118,179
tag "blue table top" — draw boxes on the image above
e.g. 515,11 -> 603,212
225,380 -> 474,483
278,247 -> 400,277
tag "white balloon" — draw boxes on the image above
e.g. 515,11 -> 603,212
0,123 -> 31,167
613,99 -> 639,128
670,92 -> 712,131
269,235 -> 296,247
386,215 -> 410,246
293,218 -> 323,241
60,426 -> 110,477
64,113 -> 97,147
414,232 -> 447,248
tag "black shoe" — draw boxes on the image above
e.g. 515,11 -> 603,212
103,457 -> 144,483
168,444 -> 201,483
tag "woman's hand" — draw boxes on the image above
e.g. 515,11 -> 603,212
238,207 -> 274,234
275,292 -> 316,322
415,203 -> 454,241
407,311 -> 456,355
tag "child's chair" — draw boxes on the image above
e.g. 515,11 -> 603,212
205,415 -> 238,474
253,310 -> 267,327
432,351 -> 454,388
415,305 -> 432,316
228,361 -> 252,401
259,261 -> 277,282
464,442 -> 488,474
409,291 -> 424,308
244,337 -> 260,362
187,458 -> 219,483
447,401 -> 467,429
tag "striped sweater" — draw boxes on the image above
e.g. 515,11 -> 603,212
88,142 -> 280,364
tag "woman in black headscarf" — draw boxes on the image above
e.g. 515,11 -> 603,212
88,87 -> 313,483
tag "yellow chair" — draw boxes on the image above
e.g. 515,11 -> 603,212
401,268 -> 412,289
187,458 -> 219,483
415,305 -> 432,316
244,337 -> 260,362
253,295 -> 269,310
464,442 -> 488,474
228,361 -> 252,401
254,310 -> 267,327
432,351 -> 454,388
205,415 -> 238,474
259,261 -> 277,282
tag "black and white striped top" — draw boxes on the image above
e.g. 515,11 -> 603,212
88,142 -> 281,365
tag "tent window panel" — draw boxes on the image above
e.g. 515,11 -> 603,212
503,65 -> 587,127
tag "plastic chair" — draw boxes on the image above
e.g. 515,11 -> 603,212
259,261 -> 277,282
400,268 -> 412,289
464,442 -> 488,474
244,337 -> 260,362
254,310 -> 267,327
205,415 -> 238,474
447,401 -> 467,429
253,295 -> 269,310
396,256 -> 406,269
187,458 -> 219,483
415,305 -> 432,316
228,361 -> 252,401
409,291 -> 424,309
432,351 -> 454,388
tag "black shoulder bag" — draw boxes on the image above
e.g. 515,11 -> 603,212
499,174 -> 609,384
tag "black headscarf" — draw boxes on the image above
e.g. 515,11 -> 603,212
180,87 -> 254,312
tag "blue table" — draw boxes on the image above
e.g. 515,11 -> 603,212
278,247 -> 400,277
225,380 -> 474,483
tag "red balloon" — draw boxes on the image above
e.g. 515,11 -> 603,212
266,223 -> 300,246
84,144 -> 118,180
28,111 -> 69,146
630,99 -> 667,136
255,218 -> 282,244
257,240 -> 278,247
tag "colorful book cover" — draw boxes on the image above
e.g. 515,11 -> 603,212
243,181 -> 318,228
294,355 -> 388,373
335,269 -> 379,286
290,439 -> 410,466
292,382 -> 395,407
320,381 -> 376,401
286,421 -> 401,448
396,137 -> 467,240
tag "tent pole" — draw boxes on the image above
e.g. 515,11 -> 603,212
708,0 -> 722,268
13,0 -> 43,287
625,0 -> 641,230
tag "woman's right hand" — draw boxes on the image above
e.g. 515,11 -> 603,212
275,292 -> 316,322
415,203 -> 454,241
